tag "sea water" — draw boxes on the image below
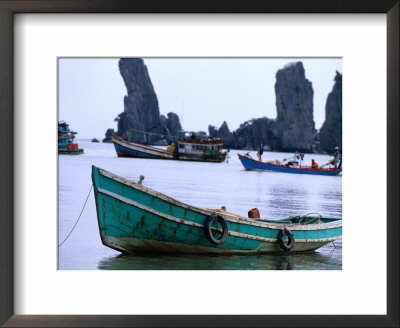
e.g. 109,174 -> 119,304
58,140 -> 342,270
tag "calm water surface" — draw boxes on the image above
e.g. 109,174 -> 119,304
58,140 -> 342,270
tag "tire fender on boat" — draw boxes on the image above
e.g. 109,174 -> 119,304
204,213 -> 229,245
277,228 -> 295,251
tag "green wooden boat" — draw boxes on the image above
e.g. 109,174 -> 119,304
92,166 -> 342,254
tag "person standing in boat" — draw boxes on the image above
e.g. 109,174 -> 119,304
321,146 -> 341,168
225,149 -> 231,163
299,152 -> 305,167
332,146 -> 341,168
257,142 -> 264,161
293,151 -> 300,166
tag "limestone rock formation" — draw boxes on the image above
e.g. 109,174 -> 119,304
208,118 -> 278,150
319,71 -> 342,153
107,59 -> 334,153
208,125 -> 218,139
233,118 -> 277,151
274,62 -> 315,152
218,121 -> 235,149
106,58 -> 181,145
209,122 -> 235,149
162,112 -> 182,138
102,128 -> 115,143
207,62 -> 319,152
116,58 -> 164,144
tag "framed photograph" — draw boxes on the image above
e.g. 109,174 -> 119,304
58,57 -> 343,271
1,1 -> 398,327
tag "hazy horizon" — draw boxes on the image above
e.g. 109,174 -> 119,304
59,58 -> 341,139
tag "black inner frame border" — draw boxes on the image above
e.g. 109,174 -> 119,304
0,1 -> 398,327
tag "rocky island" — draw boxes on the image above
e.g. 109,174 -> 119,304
208,62 -> 317,152
104,59 -> 342,154
318,71 -> 342,152
103,58 -> 181,144
208,62 -> 342,153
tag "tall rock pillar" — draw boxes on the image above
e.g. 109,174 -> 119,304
319,71 -> 342,152
274,62 -> 315,152
117,58 -> 163,144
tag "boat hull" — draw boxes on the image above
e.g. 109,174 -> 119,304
92,166 -> 342,254
103,235 -> 330,254
112,135 -> 226,162
238,154 -> 342,176
58,149 -> 84,155
113,138 -> 173,159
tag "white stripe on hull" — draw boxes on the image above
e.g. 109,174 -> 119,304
97,187 -> 341,244
112,137 -> 174,158
97,169 -> 342,231
112,137 -> 225,161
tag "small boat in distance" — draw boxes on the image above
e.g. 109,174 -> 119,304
111,131 -> 226,162
92,166 -> 342,254
238,153 -> 342,176
58,121 -> 84,155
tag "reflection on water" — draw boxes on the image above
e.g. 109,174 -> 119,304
59,141 -> 342,270
98,241 -> 342,271
266,177 -> 342,218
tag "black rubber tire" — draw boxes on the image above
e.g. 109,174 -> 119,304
205,214 -> 229,245
278,228 -> 295,251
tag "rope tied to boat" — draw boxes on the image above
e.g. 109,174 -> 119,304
299,212 -> 323,224
58,185 -> 93,247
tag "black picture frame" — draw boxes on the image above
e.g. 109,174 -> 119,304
0,1 -> 398,327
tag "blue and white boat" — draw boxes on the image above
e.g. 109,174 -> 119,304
238,154 -> 342,176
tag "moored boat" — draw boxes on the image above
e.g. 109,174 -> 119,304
112,133 -> 174,160
92,166 -> 342,254
58,121 -> 84,155
112,131 -> 226,162
238,153 -> 342,176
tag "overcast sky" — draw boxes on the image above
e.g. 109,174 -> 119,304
59,58 -> 341,139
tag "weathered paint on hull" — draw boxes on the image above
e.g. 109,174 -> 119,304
104,235 -> 332,254
114,143 -> 172,159
92,166 -> 342,255
113,137 -> 174,159
174,155 -> 226,162
112,136 -> 226,162
58,149 -> 84,155
238,154 -> 342,176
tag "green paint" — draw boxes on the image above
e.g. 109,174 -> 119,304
92,166 -> 342,254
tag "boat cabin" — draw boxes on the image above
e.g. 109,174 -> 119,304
176,131 -> 224,157
58,121 -> 77,149
58,121 -> 83,154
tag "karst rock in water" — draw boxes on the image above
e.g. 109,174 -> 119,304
102,128 -> 115,143
274,62 -> 315,152
233,118 -> 277,151
110,58 -> 181,144
319,71 -> 342,153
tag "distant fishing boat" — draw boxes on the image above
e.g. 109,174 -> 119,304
92,166 -> 342,254
111,131 -> 226,162
238,154 -> 342,176
58,121 -> 84,155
